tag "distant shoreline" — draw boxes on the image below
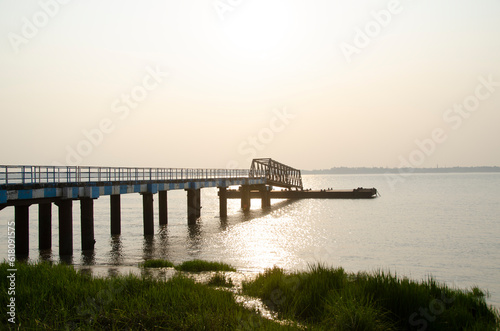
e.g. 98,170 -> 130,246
302,166 -> 500,175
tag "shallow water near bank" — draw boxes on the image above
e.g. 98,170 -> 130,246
2,173 -> 499,308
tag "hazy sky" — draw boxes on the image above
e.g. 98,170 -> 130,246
1,0 -> 499,170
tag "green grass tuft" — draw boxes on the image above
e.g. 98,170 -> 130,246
140,259 -> 174,268
242,264 -> 500,330
175,259 -> 236,272
207,272 -> 234,288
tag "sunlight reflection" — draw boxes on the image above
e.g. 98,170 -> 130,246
209,203 -> 314,271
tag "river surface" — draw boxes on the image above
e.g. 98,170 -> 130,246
1,173 -> 499,307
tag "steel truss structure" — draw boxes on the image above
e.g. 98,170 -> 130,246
249,158 -> 303,189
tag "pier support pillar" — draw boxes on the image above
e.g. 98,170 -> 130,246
80,198 -> 95,251
15,205 -> 29,256
142,193 -> 154,235
39,203 -> 52,250
260,186 -> 271,208
110,195 -> 121,235
158,190 -> 168,225
240,185 -> 251,211
187,189 -> 201,224
57,200 -> 73,256
218,187 -> 227,218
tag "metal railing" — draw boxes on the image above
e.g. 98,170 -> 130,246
0,165 -> 266,186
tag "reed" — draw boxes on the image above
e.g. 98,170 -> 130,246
175,259 -> 236,272
3,261 -> 497,330
0,262 -> 281,330
242,264 -> 500,330
207,272 -> 234,288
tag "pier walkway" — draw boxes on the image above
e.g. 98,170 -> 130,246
0,159 -> 301,256
0,158 -> 376,257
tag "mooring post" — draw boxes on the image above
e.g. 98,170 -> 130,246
142,193 -> 154,235
187,188 -> 201,224
15,205 -> 29,256
80,198 -> 95,251
241,185 -> 251,211
39,203 -> 52,250
158,190 -> 168,225
260,185 -> 271,208
218,187 -> 227,218
57,199 -> 73,256
110,195 -> 121,235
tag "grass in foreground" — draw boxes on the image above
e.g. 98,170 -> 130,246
4,261 -> 498,330
0,262 -> 284,330
174,259 -> 236,272
242,265 -> 500,330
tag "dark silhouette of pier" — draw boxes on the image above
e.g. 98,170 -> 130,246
0,158 -> 376,257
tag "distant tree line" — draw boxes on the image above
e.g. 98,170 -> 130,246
302,166 -> 500,175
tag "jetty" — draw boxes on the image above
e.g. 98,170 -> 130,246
225,187 -> 378,200
0,158 -> 377,257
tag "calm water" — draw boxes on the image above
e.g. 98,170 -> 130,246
1,173 -> 499,307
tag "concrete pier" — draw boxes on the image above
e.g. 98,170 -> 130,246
142,193 -> 154,235
57,200 -> 73,256
15,205 -> 29,256
159,190 -> 168,225
38,203 -> 52,250
226,188 -> 378,200
80,198 -> 95,251
240,185 -> 251,211
110,195 -> 121,235
259,185 -> 271,208
1,159 -> 347,259
218,187 -> 227,218
187,189 -> 201,224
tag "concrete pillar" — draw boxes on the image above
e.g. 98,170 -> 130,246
57,199 -> 73,256
110,195 -> 121,235
241,185 -> 251,211
158,190 -> 168,225
196,189 -> 201,217
219,187 -> 227,218
39,203 -> 52,250
80,198 -> 95,251
142,193 -> 154,235
260,186 -> 271,208
187,189 -> 201,224
15,205 -> 29,256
